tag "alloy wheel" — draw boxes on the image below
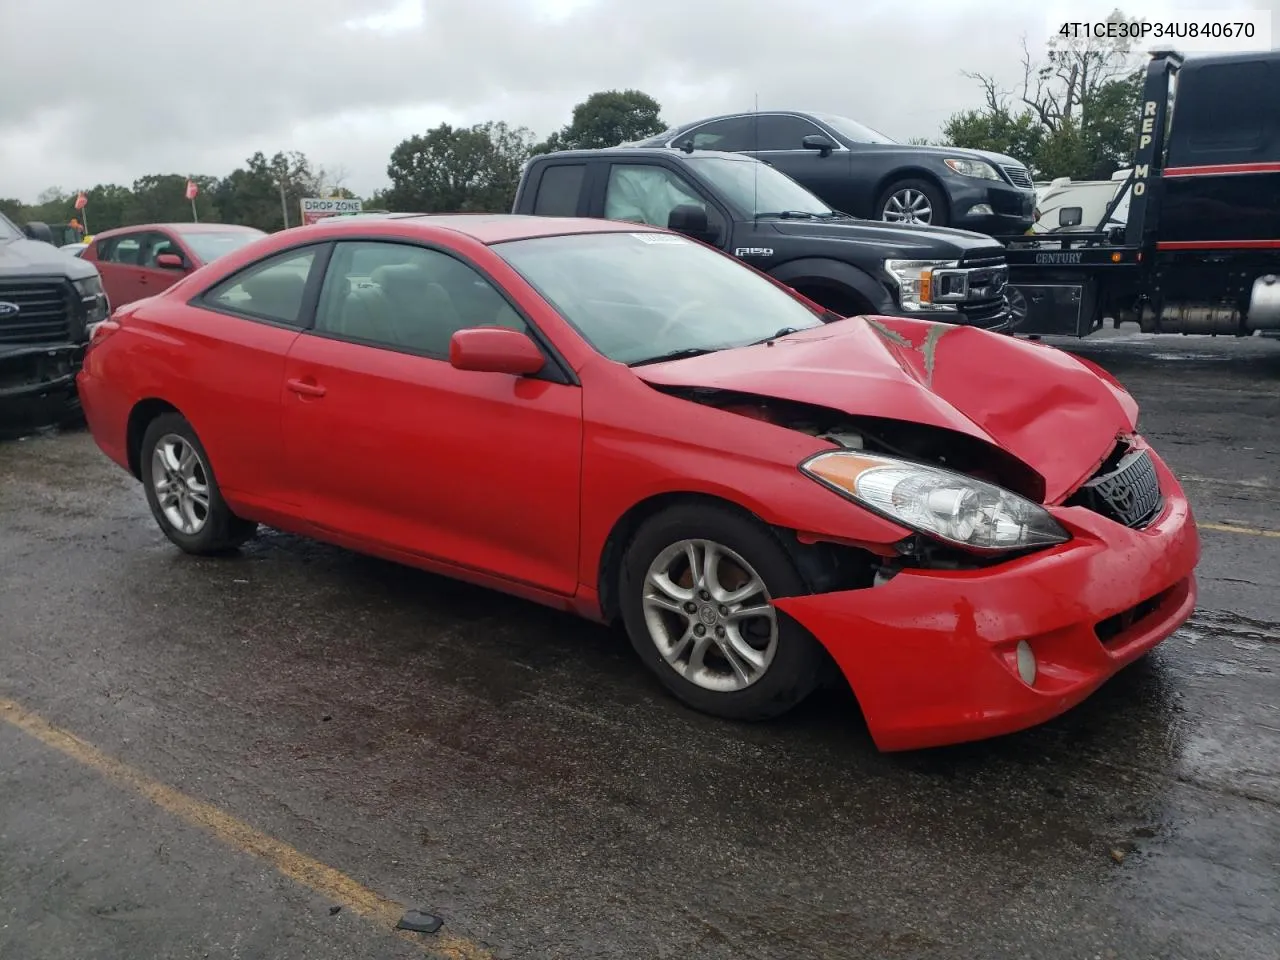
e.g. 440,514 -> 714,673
640,538 -> 779,692
882,188 -> 933,224
151,434 -> 211,535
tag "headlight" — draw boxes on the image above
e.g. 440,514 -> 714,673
73,275 -> 110,324
800,450 -> 1070,553
944,158 -> 1001,180
883,258 -> 961,311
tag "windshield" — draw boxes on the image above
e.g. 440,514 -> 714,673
492,231 -> 825,365
0,212 -> 20,241
808,112 -> 897,145
176,227 -> 264,263
684,156 -> 835,219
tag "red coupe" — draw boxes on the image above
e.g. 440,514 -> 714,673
81,222 -> 266,310
77,213 -> 1200,751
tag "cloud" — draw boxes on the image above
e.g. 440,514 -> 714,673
1,0 -> 1274,201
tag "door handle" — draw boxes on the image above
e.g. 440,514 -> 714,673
286,378 -> 326,398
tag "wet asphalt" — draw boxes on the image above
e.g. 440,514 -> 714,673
1,327 -> 1278,960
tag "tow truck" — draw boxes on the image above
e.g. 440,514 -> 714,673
1006,47 -> 1280,339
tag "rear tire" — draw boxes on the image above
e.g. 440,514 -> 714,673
618,503 -> 824,720
139,413 -> 257,555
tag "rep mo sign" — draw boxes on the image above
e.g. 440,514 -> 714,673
300,197 -> 363,226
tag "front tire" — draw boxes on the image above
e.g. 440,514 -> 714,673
618,503 -> 825,720
139,412 -> 257,555
877,177 -> 948,227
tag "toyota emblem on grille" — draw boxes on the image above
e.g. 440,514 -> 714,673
0,301 -> 20,318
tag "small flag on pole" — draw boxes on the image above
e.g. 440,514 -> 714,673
186,179 -> 199,222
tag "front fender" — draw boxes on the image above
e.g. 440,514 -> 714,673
767,258 -> 897,314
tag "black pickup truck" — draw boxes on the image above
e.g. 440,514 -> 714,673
0,213 -> 110,431
512,147 -> 1014,330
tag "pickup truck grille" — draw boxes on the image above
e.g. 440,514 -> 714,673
1001,165 -> 1033,188
950,251 -> 1010,328
0,278 -> 74,345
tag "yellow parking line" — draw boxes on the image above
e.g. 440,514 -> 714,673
0,697 -> 492,960
1200,522 -> 1280,539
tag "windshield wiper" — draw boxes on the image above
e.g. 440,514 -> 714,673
757,210 -> 820,220
630,347 -> 720,366
747,326 -> 802,346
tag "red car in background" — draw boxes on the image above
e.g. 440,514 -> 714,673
81,222 -> 265,309
76,213 -> 1200,751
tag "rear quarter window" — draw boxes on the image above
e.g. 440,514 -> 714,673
532,164 -> 586,216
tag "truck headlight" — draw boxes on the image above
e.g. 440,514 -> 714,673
884,258 -> 961,311
801,450 -> 1070,553
944,158 -> 1001,180
73,275 -> 110,325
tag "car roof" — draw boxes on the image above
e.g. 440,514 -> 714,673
303,212 -> 670,245
528,146 -> 757,163
91,222 -> 263,239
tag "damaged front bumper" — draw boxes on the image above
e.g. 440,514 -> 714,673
774,446 -> 1200,751
0,343 -> 85,429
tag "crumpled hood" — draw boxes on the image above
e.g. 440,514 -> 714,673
633,317 -> 1139,504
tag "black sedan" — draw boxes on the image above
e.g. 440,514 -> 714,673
629,110 -> 1036,237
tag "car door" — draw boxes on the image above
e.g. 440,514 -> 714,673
280,238 -> 584,596
746,114 -> 855,212
183,243 -> 323,511
596,161 -> 730,245
92,231 -> 148,307
136,229 -> 194,296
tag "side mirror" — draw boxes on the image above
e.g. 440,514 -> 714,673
449,327 -> 545,376
1058,206 -> 1083,228
667,203 -> 712,240
802,134 -> 835,158
22,220 -> 55,245
155,252 -> 186,269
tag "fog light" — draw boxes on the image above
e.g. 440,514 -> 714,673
1015,640 -> 1037,686
967,203 -> 994,216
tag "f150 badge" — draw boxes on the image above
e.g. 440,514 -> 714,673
734,247 -> 773,257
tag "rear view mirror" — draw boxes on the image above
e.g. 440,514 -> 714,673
450,327 -> 545,376
155,252 -> 185,269
667,204 -> 714,242
1058,206 -> 1083,228
802,134 -> 835,157
22,220 -> 54,245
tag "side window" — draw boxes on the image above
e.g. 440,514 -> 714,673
138,231 -> 183,267
98,233 -> 143,265
532,164 -> 585,216
313,241 -> 528,357
201,247 -> 317,326
755,115 -> 827,151
683,117 -> 754,152
604,164 -> 708,229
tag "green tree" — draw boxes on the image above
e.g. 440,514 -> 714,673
213,151 -> 321,231
385,121 -> 536,213
533,89 -> 665,153
942,7 -> 1142,179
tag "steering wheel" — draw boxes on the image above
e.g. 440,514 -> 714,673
650,298 -> 708,344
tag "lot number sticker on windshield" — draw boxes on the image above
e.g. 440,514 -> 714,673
631,233 -> 686,244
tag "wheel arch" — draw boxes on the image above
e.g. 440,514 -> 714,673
767,257 -> 894,316
126,397 -> 184,479
595,490 -> 877,626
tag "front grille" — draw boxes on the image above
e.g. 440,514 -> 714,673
0,277 -> 74,345
1001,165 -> 1033,188
1066,441 -> 1164,529
962,298 -> 1011,328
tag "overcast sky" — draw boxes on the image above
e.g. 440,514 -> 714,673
1,0 -> 1274,202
